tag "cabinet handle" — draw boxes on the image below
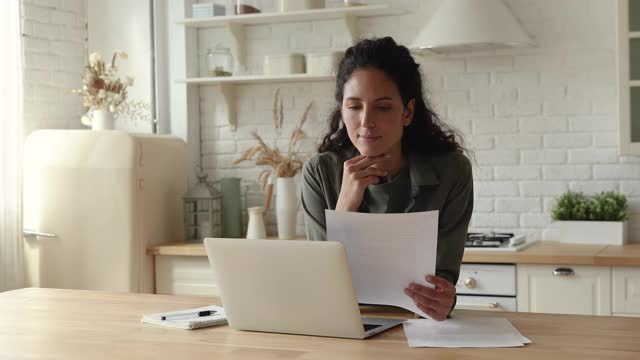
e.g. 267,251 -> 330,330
23,229 -> 57,238
464,277 -> 477,289
553,267 -> 575,276
459,302 -> 499,310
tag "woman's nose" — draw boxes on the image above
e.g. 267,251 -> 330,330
360,109 -> 375,128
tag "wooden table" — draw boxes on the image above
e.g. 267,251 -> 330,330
2,288 -> 640,359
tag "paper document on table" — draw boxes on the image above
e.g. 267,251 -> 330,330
326,210 -> 438,318
403,316 -> 532,348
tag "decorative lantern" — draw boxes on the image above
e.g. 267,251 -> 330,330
183,171 -> 223,242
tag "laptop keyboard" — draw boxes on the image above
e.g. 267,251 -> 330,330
363,324 -> 382,332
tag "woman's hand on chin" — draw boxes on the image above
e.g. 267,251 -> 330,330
335,154 -> 389,211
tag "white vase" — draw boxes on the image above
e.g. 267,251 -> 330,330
91,110 -> 115,130
246,206 -> 267,240
275,177 -> 298,240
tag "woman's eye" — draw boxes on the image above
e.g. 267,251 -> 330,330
345,105 -> 391,111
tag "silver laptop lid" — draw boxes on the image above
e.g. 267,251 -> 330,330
204,238 -> 367,339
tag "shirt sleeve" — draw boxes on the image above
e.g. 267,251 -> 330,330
435,154 -> 474,286
301,158 -> 328,241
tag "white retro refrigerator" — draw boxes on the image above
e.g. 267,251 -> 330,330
22,130 -> 187,293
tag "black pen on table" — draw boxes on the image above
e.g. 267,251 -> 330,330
161,310 -> 217,321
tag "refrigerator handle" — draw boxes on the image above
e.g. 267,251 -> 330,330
23,229 -> 57,238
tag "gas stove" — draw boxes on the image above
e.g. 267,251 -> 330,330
464,232 -> 536,252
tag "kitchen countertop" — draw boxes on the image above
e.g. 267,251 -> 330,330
462,241 -> 612,265
148,240 -> 640,266
594,243 -> 640,266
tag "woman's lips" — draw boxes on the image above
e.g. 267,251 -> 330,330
359,135 -> 381,143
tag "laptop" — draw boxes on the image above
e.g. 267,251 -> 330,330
203,238 -> 404,339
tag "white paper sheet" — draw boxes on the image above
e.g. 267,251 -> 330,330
326,210 -> 439,318
402,316 -> 532,348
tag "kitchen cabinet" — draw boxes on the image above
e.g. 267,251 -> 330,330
618,0 -> 640,154
613,266 -> 640,316
155,256 -> 220,297
517,264 -> 611,315
149,241 -> 640,316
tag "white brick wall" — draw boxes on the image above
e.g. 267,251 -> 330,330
194,0 -> 640,242
21,0 -> 87,135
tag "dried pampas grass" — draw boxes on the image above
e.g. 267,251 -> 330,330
234,89 -> 312,189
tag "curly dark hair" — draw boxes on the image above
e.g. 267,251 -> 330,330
318,36 -> 465,157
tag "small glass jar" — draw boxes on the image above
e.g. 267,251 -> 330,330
207,46 -> 233,77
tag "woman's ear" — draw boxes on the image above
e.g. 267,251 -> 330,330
403,98 -> 415,127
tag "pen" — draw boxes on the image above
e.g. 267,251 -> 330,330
161,310 -> 217,321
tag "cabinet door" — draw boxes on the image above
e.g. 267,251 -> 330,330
619,0 -> 640,154
517,264 -> 611,315
613,266 -> 640,316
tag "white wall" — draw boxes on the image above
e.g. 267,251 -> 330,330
21,0 -> 87,135
185,0 -> 640,241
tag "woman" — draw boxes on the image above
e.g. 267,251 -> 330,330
301,37 -> 474,321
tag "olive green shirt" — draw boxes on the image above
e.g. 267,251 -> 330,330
301,150 -> 474,286
364,165 -> 411,213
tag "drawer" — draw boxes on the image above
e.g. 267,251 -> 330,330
155,256 -> 220,297
456,264 -> 516,296
456,295 -> 517,312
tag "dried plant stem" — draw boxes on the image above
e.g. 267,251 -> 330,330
234,88 -> 313,189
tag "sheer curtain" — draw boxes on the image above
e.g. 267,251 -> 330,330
0,1 -> 24,292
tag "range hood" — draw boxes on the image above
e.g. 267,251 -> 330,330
411,0 -> 535,54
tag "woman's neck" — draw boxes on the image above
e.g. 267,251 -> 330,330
379,145 -> 406,179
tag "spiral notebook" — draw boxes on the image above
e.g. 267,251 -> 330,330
141,305 -> 227,330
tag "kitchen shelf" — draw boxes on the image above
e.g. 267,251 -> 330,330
174,3 -> 404,132
176,4 -> 402,28
176,4 -> 404,71
177,73 -> 335,85
176,74 -> 335,129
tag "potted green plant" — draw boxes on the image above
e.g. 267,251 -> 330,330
551,191 -> 628,245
